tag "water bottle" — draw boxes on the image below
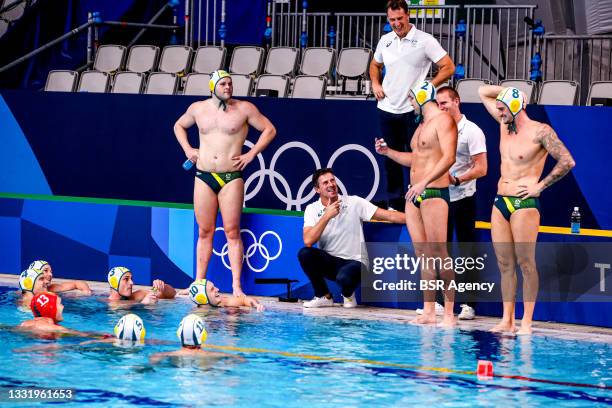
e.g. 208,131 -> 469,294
182,159 -> 194,171
570,207 -> 581,234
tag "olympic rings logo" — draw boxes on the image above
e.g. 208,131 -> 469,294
243,141 -> 380,211
212,227 -> 282,272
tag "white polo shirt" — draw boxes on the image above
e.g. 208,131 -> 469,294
303,195 -> 377,265
449,115 -> 487,202
374,27 -> 448,114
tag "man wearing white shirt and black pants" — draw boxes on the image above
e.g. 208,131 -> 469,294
299,168 -> 405,308
436,86 -> 488,320
369,0 -> 455,210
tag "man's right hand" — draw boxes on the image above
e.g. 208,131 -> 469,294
372,83 -> 385,101
323,200 -> 342,220
375,138 -> 389,155
185,148 -> 199,163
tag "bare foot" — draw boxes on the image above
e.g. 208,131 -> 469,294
489,321 -> 516,333
516,325 -> 532,335
233,287 -> 246,298
411,314 -> 437,325
438,314 -> 457,328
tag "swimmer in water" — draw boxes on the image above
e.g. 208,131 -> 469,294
187,279 -> 264,311
107,266 -> 176,304
149,314 -> 239,365
29,260 -> 92,295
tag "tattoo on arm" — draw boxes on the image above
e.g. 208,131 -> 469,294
537,125 -> 576,189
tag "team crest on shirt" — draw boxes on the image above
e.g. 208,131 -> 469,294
409,39 -> 418,47
514,199 -> 521,207
225,174 -> 231,180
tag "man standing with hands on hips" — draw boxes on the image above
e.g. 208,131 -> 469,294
370,0 -> 455,210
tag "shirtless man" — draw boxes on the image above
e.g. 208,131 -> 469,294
18,268 -> 48,308
174,70 -> 277,297
188,279 -> 265,311
479,85 -> 575,335
375,80 -> 457,327
107,266 -> 176,305
29,260 -> 92,295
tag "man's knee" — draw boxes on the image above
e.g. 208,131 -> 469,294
516,257 -> 537,275
298,246 -> 318,263
496,256 -> 515,272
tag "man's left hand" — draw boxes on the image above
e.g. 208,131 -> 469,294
516,183 -> 542,199
232,152 -> 255,170
405,181 -> 427,204
152,279 -> 165,293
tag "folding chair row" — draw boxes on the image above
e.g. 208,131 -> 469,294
91,44 -> 226,75
454,78 -> 611,106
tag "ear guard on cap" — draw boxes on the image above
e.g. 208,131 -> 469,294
177,314 -> 208,346
19,268 -> 44,293
107,266 -> 130,291
209,70 -> 231,92
31,292 -> 59,321
188,279 -> 210,306
496,87 -> 524,117
496,87 -> 524,133
410,81 -> 436,123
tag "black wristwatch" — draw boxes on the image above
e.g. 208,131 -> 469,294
453,176 -> 461,186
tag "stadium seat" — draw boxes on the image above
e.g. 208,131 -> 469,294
183,73 -> 211,96
264,47 -> 299,76
538,80 -> 579,106
255,74 -> 289,97
126,45 -> 159,73
1,0 -> 25,22
500,79 -> 536,103
112,72 -> 145,94
44,70 -> 78,92
93,45 -> 127,73
456,79 -> 492,103
229,46 -> 265,75
77,71 -> 111,93
300,47 -> 335,77
145,72 -> 178,95
231,74 -> 253,97
192,46 -> 226,74
587,81 -> 612,106
291,75 -> 327,99
0,19 -> 8,39
336,48 -> 372,94
159,45 -> 192,75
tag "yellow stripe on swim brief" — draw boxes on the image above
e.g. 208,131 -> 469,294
211,173 -> 226,188
502,196 -> 516,213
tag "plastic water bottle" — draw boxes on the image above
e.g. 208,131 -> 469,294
182,159 -> 194,171
571,207 -> 581,234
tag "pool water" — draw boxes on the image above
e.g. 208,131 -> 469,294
0,287 -> 610,407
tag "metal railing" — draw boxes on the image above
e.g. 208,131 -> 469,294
543,34 -> 612,103
463,5 -> 536,82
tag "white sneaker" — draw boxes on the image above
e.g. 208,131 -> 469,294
416,302 -> 444,315
342,293 -> 357,308
303,296 -> 333,308
458,304 -> 475,320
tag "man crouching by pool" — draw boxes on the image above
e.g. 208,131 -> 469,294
187,279 -> 264,311
107,267 -> 176,304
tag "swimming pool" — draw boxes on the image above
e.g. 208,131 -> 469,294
0,287 -> 610,407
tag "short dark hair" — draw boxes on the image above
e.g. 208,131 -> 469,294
437,86 -> 461,101
312,168 -> 334,188
386,0 -> 408,14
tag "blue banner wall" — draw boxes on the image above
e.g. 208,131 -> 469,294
1,91 -> 611,230
0,196 -> 610,327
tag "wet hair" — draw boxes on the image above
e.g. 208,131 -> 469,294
437,86 -> 461,101
312,168 -> 334,188
386,0 -> 408,14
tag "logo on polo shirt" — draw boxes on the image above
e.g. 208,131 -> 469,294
409,39 -> 419,47
385,41 -> 392,47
